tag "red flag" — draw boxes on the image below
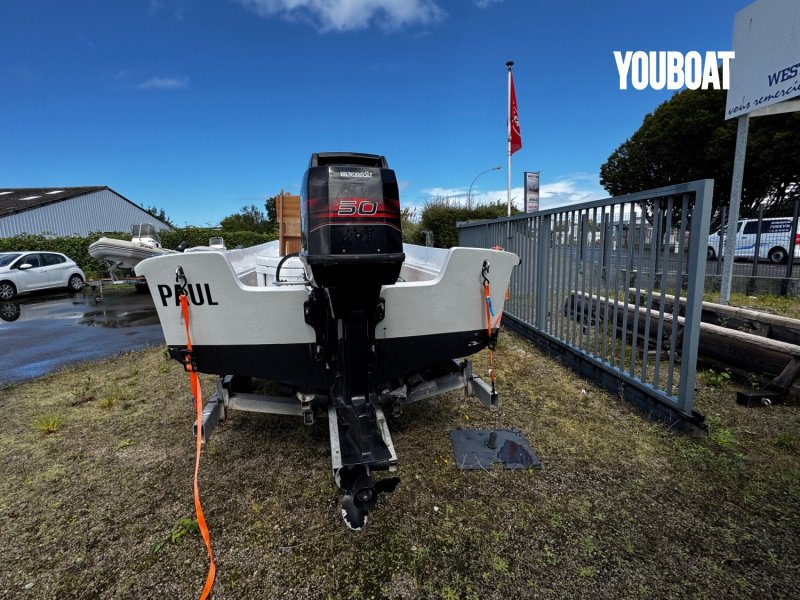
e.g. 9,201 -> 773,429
509,71 -> 522,155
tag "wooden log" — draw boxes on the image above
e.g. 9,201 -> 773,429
628,288 -> 800,345
567,290 -> 800,381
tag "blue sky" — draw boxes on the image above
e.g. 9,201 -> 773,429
1,0 -> 753,227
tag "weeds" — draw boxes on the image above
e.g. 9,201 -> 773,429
579,536 -> 596,554
711,426 -> 738,451
70,376 -> 95,406
773,433 -> 797,453
150,517 -> 200,555
492,557 -> 509,575
33,413 -> 64,434
703,368 -> 732,389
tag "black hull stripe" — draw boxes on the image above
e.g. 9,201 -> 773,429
169,329 -> 490,390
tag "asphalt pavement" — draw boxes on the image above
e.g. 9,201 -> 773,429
0,286 -> 165,384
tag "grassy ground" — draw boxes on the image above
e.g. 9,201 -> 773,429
1,334 -> 798,599
703,291 -> 800,320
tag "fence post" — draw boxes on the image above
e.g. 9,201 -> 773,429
785,198 -> 799,280
536,214 -> 550,331
716,205 -> 726,276
678,180 -> 714,415
751,205 -> 764,277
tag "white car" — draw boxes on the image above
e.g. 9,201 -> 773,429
0,251 -> 86,300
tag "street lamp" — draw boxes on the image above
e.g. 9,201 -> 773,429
467,165 -> 502,208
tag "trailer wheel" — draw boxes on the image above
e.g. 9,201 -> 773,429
707,247 -> 717,261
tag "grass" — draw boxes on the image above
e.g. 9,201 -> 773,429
33,413 -> 64,434
703,291 -> 800,319
0,336 -> 799,599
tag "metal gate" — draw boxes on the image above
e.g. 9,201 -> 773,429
458,180 -> 714,427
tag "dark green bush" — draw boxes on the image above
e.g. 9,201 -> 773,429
417,202 -> 513,248
159,228 -> 276,250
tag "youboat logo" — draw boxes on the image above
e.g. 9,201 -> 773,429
614,51 -> 735,90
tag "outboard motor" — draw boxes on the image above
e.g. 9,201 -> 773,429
300,152 -> 404,529
301,152 -> 404,288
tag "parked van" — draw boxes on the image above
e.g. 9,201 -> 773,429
707,217 -> 800,264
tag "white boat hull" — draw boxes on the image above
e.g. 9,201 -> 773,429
136,243 -> 518,390
89,237 -> 176,270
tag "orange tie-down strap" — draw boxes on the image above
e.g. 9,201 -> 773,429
483,279 -> 501,393
180,294 -> 216,599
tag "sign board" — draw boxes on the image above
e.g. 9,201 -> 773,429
725,0 -> 800,119
524,171 -> 540,213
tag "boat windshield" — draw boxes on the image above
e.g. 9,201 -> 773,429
132,223 -> 160,241
0,253 -> 22,267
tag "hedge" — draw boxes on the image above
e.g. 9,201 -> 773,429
0,229 -> 277,279
415,203 -> 513,248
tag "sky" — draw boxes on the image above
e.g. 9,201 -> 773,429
0,0 -> 754,227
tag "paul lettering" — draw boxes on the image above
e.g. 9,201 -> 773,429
157,284 -> 173,306
157,282 -> 219,306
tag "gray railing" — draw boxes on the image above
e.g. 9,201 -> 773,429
458,180 -> 714,427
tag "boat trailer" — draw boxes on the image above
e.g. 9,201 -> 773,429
194,358 -> 499,529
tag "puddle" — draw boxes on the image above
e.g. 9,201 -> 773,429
79,309 -> 159,328
0,291 -> 159,327
0,289 -> 165,384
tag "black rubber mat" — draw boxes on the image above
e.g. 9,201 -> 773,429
449,428 -> 541,470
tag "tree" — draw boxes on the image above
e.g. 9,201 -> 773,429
143,205 -> 175,228
220,204 -> 272,233
400,207 -> 421,244
264,195 -> 278,228
600,86 -> 800,226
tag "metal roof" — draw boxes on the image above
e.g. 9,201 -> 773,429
0,187 -> 108,218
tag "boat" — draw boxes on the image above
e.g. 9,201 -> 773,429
89,223 -> 176,271
136,152 -> 519,528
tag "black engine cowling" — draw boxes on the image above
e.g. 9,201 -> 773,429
300,152 -> 404,289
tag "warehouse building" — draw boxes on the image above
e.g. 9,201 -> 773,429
0,186 -> 172,238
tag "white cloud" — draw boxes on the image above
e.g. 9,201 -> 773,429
474,0 -> 506,8
137,76 -> 190,90
418,173 -> 606,212
538,175 -> 606,210
237,0 -> 446,32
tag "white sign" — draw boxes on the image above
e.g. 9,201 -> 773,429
725,0 -> 800,119
524,172 -> 539,213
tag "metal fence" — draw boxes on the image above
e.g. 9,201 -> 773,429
458,180 -> 714,427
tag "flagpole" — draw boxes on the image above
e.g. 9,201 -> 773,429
506,61 -> 513,217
